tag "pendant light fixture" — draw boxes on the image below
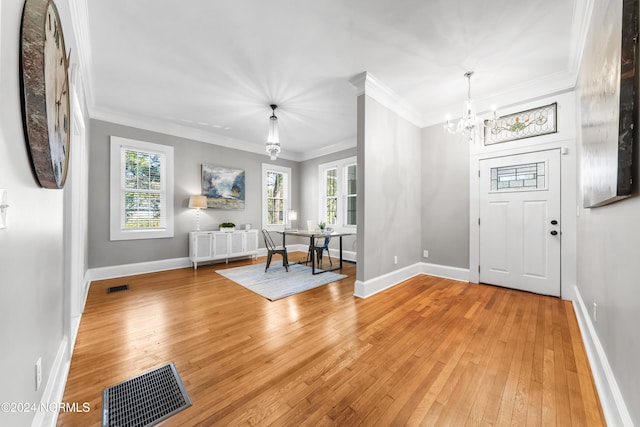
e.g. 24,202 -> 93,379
444,71 -> 481,141
266,104 -> 280,160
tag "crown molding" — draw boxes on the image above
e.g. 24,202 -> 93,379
349,71 -> 422,128
91,106 -> 355,162
295,136 -> 357,162
567,0 -> 596,84
67,0 -> 95,111
92,106 -> 295,159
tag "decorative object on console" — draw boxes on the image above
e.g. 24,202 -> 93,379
219,222 -> 235,232
266,104 -> 280,160
483,103 -> 557,145
201,164 -> 245,210
20,0 -> 71,189
188,195 -> 207,231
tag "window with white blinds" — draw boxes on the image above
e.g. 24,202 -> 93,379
262,163 -> 291,231
323,167 -> 338,226
110,136 -> 174,240
319,156 -> 357,231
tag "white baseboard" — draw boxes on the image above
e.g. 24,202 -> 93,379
354,262 -> 469,299
31,338 -> 69,427
354,263 -> 423,298
88,257 -> 191,282
573,286 -> 632,427
87,248 -> 356,282
420,262 -> 470,282
328,248 -> 357,263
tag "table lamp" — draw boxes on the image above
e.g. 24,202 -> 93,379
188,195 -> 207,230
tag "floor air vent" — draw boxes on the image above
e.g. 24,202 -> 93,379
102,362 -> 191,427
107,284 -> 129,294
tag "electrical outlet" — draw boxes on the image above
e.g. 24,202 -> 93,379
35,357 -> 42,391
423,250 -> 429,258
394,255 -> 398,265
593,302 -> 597,322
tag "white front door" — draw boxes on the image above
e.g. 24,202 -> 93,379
479,149 -> 561,296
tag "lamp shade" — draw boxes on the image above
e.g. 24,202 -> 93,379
267,114 -> 279,144
188,195 -> 207,209
266,104 -> 281,160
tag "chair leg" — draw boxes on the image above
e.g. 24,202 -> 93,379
265,252 -> 272,272
283,251 -> 289,272
326,248 -> 332,267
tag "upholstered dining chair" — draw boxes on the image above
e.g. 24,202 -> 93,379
261,229 -> 289,272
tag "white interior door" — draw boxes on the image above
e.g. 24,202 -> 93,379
479,149 -> 561,296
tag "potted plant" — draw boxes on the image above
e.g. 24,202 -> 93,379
219,222 -> 236,232
318,221 -> 326,232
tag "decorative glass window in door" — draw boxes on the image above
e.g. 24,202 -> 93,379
491,162 -> 546,191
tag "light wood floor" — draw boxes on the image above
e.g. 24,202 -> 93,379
58,254 -> 604,426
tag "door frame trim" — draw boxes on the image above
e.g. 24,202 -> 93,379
470,140 -> 577,299
477,149 -> 561,296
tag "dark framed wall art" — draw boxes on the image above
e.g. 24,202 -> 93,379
579,0 -> 637,208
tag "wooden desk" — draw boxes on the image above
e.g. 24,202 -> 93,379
279,230 -> 354,275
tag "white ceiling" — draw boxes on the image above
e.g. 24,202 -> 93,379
78,0 -> 589,160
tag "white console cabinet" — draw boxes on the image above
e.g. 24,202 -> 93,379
189,229 -> 259,269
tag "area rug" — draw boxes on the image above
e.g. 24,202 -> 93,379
216,262 -> 347,301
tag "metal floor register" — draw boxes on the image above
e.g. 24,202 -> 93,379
102,362 -> 191,427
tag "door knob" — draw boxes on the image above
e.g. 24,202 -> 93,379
550,230 -> 558,236
550,220 -> 558,225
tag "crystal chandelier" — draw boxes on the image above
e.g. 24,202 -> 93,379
444,71 -> 482,142
266,104 -> 280,160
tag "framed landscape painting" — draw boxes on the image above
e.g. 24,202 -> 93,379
201,164 -> 245,210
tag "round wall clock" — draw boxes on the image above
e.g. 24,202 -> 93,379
20,0 -> 71,189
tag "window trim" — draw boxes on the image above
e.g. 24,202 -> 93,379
261,163 -> 291,231
109,136 -> 174,241
319,156 -> 357,232
344,163 -> 357,227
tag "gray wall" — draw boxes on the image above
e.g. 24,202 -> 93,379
0,0 -> 85,425
299,147 -> 358,253
357,95 -> 422,282
420,125 -> 470,269
575,0 -> 640,422
88,120 -> 300,268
